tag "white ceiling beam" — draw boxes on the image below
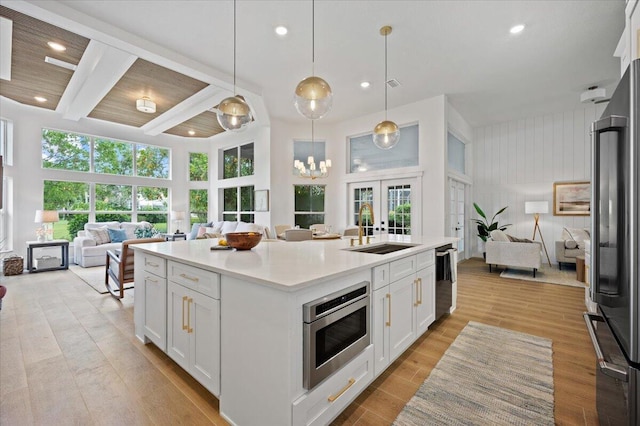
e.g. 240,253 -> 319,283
57,39 -> 137,121
141,85 -> 230,136
0,16 -> 12,81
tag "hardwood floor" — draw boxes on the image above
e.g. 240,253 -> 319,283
0,258 -> 597,425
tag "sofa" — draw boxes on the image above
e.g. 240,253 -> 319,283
485,229 -> 542,277
74,221 -> 156,268
555,227 -> 590,270
188,220 -> 266,240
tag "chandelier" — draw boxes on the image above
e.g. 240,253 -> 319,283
293,120 -> 331,179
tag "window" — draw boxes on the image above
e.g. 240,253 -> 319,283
222,185 -> 254,222
189,189 -> 208,224
42,129 -> 90,172
294,185 -> 325,229
137,186 -> 168,232
43,180 -> 90,241
348,124 -> 419,173
94,138 -> 134,175
387,184 -> 411,235
189,152 -> 208,181
223,143 -> 254,179
136,144 -> 170,178
447,131 -> 466,174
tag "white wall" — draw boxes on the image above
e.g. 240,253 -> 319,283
471,103 -> 606,262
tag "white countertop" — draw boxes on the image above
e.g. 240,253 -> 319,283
131,235 -> 457,291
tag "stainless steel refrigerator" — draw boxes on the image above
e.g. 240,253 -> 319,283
585,58 -> 639,426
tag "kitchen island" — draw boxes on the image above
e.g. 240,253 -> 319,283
132,235 -> 457,426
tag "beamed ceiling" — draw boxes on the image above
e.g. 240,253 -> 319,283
0,5 -> 228,139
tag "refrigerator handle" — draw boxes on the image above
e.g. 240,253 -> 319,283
583,312 -> 628,381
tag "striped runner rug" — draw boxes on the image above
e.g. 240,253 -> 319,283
394,321 -> 554,425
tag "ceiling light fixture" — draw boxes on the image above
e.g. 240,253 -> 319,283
216,0 -> 253,132
372,25 -> 400,150
275,25 -> 288,36
47,41 -> 66,51
294,120 -> 331,179
360,81 -> 371,89
34,96 -> 47,103
510,24 -> 525,34
294,0 -> 333,120
136,96 -> 156,113
188,130 -> 196,136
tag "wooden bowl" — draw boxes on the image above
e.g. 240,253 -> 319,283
224,232 -> 262,250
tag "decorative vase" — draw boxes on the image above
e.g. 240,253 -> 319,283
37,235 -> 45,242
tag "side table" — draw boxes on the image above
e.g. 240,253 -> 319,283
26,240 -> 70,273
576,255 -> 585,282
161,233 -> 187,242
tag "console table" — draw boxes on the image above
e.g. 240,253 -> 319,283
160,233 -> 187,242
26,240 -> 69,273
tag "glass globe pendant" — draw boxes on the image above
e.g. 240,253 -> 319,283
216,0 -> 252,132
294,0 -> 333,120
217,95 -> 252,131
373,25 -> 399,150
294,76 -> 333,120
373,120 -> 400,150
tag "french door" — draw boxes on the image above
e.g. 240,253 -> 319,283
348,178 -> 420,237
448,178 -> 466,260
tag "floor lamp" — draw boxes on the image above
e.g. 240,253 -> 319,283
525,201 -> 551,266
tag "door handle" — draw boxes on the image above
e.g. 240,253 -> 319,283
583,313 -> 628,381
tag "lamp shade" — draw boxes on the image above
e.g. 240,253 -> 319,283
216,96 -> 253,132
525,201 -> 549,215
34,210 -> 59,223
373,120 -> 400,150
294,76 -> 333,120
136,97 -> 156,113
171,210 -> 186,221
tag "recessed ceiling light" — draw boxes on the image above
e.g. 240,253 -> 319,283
188,130 -> 195,136
275,26 -> 288,36
360,81 -> 371,89
34,96 -> 47,103
47,41 -> 66,51
510,24 -> 525,34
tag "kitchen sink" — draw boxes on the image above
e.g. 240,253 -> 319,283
344,243 -> 419,255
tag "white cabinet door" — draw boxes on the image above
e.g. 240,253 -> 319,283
372,287 -> 390,377
190,290 -> 220,396
415,264 -> 436,335
143,273 -> 167,350
167,281 -> 190,372
389,275 -> 416,361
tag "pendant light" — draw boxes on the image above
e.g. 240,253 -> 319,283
293,120 -> 331,179
373,26 -> 400,150
294,0 -> 333,120
217,0 -> 253,132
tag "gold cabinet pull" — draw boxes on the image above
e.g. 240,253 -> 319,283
146,261 -> 159,267
414,279 -> 419,307
327,378 -> 356,402
418,278 -> 423,305
182,296 -> 188,331
187,297 -> 193,333
146,276 -> 158,283
180,273 -> 199,283
386,293 -> 391,327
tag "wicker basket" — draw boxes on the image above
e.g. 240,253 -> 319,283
3,255 -> 24,276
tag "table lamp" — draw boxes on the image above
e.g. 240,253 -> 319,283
171,210 -> 186,234
34,210 -> 60,241
524,201 -> 551,266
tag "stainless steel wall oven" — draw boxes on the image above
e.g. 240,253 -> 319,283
303,281 -> 371,390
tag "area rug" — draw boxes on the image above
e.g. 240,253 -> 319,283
69,265 -> 133,295
499,264 -> 585,288
394,321 -> 554,426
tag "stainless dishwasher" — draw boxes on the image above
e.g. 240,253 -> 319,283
435,244 -> 457,320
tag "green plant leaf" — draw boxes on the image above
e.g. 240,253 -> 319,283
473,203 -> 487,220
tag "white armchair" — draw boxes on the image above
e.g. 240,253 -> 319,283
485,230 -> 542,277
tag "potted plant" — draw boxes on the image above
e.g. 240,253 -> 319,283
472,203 -> 511,257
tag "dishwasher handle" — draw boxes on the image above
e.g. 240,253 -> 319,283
583,312 -> 628,381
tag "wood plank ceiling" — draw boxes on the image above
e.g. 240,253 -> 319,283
0,6 -> 226,139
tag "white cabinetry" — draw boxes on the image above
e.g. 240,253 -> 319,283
166,261 -> 220,396
372,250 -> 435,377
141,253 -> 167,350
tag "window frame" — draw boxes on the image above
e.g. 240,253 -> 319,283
293,184 -> 326,228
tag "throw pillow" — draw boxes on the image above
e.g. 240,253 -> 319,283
196,226 -> 208,239
107,228 -> 128,243
489,229 -> 510,242
562,227 -> 590,249
507,234 -> 533,243
88,227 -> 111,245
564,240 -> 578,249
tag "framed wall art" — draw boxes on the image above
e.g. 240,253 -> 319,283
254,189 -> 269,212
553,181 -> 591,216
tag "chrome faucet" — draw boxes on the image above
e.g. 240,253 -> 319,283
358,203 -> 374,245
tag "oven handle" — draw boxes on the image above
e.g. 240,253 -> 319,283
583,313 -> 628,381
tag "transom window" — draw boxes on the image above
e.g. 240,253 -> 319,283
222,143 -> 254,179
348,124 -> 419,173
